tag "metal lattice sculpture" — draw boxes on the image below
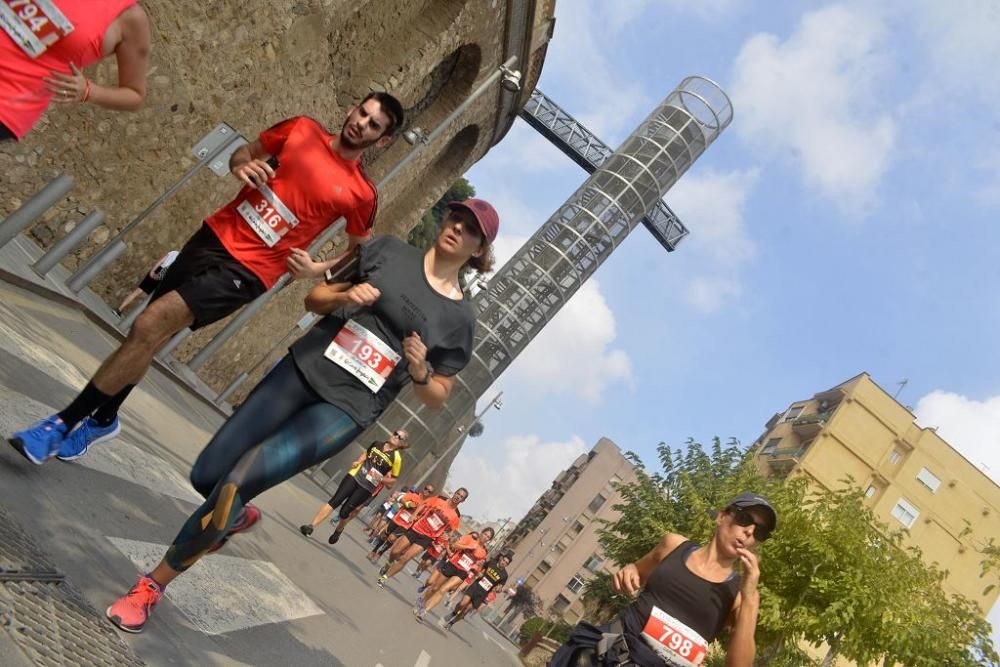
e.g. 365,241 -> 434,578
362,77 -> 733,485
520,88 -> 690,251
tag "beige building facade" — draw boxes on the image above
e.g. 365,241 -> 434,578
753,372 -> 1000,612
0,0 -> 555,396
496,438 -> 638,633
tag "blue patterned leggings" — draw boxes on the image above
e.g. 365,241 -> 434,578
165,355 -> 361,571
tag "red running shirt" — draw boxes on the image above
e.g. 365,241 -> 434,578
390,492 -> 424,529
0,0 -> 136,138
410,497 -> 460,539
447,536 -> 487,573
206,116 -> 377,288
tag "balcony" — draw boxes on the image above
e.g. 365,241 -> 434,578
763,447 -> 808,475
792,411 -> 833,438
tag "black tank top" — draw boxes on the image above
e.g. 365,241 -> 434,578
621,540 -> 741,645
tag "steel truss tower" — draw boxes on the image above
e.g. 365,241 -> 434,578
519,88 -> 690,252
358,77 -> 733,487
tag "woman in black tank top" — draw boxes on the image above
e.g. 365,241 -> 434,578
550,492 -> 777,667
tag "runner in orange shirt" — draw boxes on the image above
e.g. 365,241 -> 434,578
367,484 -> 435,561
377,488 -> 467,588
10,93 -> 404,465
414,527 -> 493,622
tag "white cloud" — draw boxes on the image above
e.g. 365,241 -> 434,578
448,433 -> 588,520
729,5 -> 895,213
665,167 -> 758,312
914,390 -> 1000,482
511,279 -> 633,403
906,0 -> 1000,106
975,150 -> 1000,208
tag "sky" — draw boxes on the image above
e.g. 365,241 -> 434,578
445,0 -> 1000,635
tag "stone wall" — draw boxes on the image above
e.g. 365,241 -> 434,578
0,0 -> 550,395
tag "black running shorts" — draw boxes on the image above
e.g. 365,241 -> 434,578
386,521 -> 408,537
405,529 -> 435,550
437,561 -> 466,580
150,224 -> 265,330
466,586 -> 490,609
137,273 -> 159,293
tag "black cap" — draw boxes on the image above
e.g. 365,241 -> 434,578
725,492 -> 778,533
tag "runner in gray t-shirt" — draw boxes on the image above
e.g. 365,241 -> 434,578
105,199 -> 500,634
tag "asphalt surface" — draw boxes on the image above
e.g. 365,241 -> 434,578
0,275 -> 521,667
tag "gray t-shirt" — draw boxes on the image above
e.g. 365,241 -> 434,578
290,236 -> 476,427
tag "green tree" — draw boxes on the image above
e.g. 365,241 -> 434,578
585,438 -> 999,666
406,177 -> 476,250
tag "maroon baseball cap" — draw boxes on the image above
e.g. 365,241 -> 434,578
448,198 -> 499,244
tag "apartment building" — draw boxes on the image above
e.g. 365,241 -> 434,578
498,438 -> 638,629
753,372 -> 1000,610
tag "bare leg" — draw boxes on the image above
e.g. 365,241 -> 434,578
385,544 -> 424,579
424,577 -> 462,613
117,288 -> 147,313
93,292 -> 193,394
308,503 -> 334,529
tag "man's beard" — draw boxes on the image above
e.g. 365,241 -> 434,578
340,120 -> 380,150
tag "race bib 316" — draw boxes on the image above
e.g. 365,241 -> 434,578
236,183 -> 300,248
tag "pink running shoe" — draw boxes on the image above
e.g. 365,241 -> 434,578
208,503 -> 262,553
106,575 -> 163,633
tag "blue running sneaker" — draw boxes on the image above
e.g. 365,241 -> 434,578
9,415 -> 67,464
57,416 -> 121,461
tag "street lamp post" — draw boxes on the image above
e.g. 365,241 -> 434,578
408,390 -> 502,489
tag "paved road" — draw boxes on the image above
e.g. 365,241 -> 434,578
0,278 -> 521,667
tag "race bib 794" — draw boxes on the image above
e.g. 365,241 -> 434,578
1,0 -> 73,58
641,606 -> 708,667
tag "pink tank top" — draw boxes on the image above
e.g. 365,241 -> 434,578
0,0 -> 137,139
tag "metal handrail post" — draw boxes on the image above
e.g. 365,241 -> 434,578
0,174 -> 74,248
31,210 -> 104,276
63,126 -> 245,292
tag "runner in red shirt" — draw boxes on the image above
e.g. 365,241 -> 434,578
413,536 -> 448,580
0,0 -> 151,141
9,92 -> 405,466
415,527 -> 493,622
378,488 -> 467,588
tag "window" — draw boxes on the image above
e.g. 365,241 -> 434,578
537,561 -> 551,574
584,554 -> 604,573
891,498 -> 920,528
571,520 -> 585,534
865,485 -> 877,498
552,594 -> 572,613
888,449 -> 902,465
567,575 -> 586,594
916,467 -> 941,493
784,405 -> 804,422
587,493 -> 607,513
761,437 -> 781,454
552,542 -> 565,554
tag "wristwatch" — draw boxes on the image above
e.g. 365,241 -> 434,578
412,362 -> 434,385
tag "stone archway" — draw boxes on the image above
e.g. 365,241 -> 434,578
375,124 -> 480,237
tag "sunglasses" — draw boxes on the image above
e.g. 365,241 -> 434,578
392,431 -> 408,441
729,507 -> 771,542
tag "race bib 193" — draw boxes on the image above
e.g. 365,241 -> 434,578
323,319 -> 401,393
236,183 -> 300,248
0,0 -> 73,58
641,606 -> 708,667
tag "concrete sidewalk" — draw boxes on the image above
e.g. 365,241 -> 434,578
0,252 -> 520,666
